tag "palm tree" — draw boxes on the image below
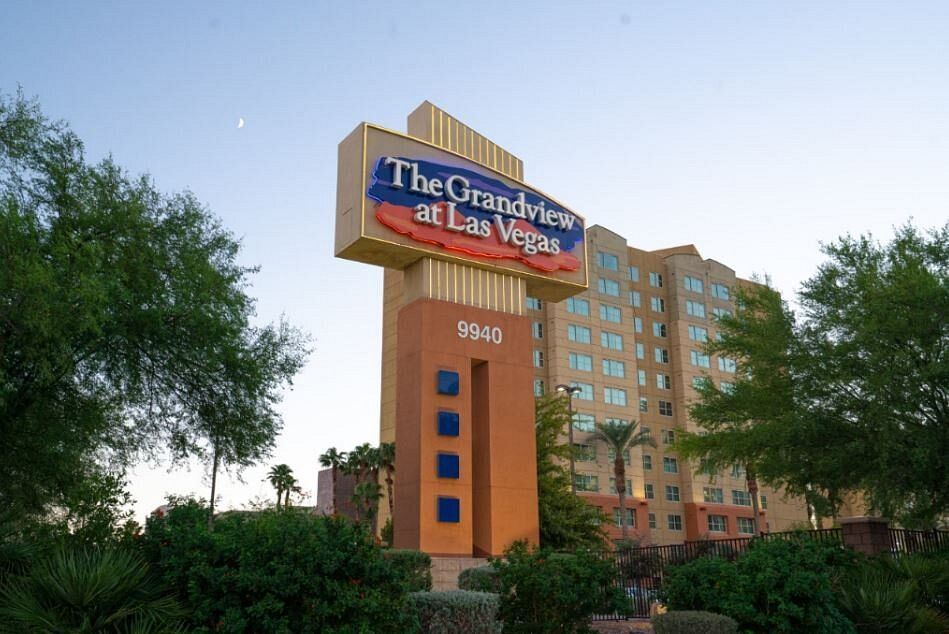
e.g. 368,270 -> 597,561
592,420 -> 656,541
378,442 -> 396,519
267,464 -> 294,509
318,447 -> 347,514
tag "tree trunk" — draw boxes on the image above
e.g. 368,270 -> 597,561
746,467 -> 761,535
616,457 -> 628,541
331,465 -> 338,514
284,487 -> 291,509
208,443 -> 220,531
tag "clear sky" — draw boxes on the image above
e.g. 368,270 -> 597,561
3,1 -> 947,521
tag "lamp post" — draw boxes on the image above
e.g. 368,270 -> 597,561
556,384 -> 582,493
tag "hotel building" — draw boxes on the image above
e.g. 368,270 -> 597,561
377,223 -> 810,545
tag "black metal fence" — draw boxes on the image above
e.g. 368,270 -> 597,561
889,528 -> 949,554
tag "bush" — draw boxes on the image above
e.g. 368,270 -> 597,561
836,554 -> 949,633
384,549 -> 433,592
458,565 -> 501,593
491,541 -> 625,633
409,591 -> 501,633
0,547 -> 183,633
138,501 -> 415,633
652,610 -> 738,634
662,538 -> 855,633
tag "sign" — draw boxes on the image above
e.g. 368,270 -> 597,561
335,123 -> 587,301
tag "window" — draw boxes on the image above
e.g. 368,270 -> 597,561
533,350 -> 544,368
656,374 -> 671,390
737,517 -> 755,534
573,412 -> 595,432
605,416 -> 629,426
533,379 -> 545,396
567,297 -> 590,316
601,331 -> 624,351
652,322 -> 667,338
642,454 -> 653,471
712,307 -> 732,320
613,508 -> 635,527
699,458 -> 716,476
637,369 -> 646,385
641,425 -> 651,439
650,297 -> 666,313
663,457 -> 679,473
574,444 -> 596,461
604,387 -> 628,406
684,275 -> 704,293
693,376 -> 710,390
597,251 -> 619,271
644,483 -> 655,499
703,487 -> 724,503
610,478 -> 633,496
575,474 -> 599,492
598,278 -> 620,297
635,343 -> 645,359
731,464 -> 746,478
688,325 -> 708,342
760,495 -> 768,510
571,382 -> 594,400
600,304 -> 622,323
708,515 -> 727,532
629,290 -> 641,307
628,266 -> 640,282
721,381 -> 735,394
602,359 -> 626,378
718,357 -> 737,373
711,283 -> 730,300
668,514 -> 683,531
686,300 -> 706,319
532,322 -> 543,339
690,350 -> 711,368
526,296 -> 543,310
649,272 -> 663,288
661,429 -> 675,444
658,400 -> 673,417
569,352 -> 593,372
648,512 -> 657,529
732,490 -> 752,506
654,347 -> 669,363
633,317 -> 643,333
607,448 -> 631,464
568,324 -> 592,344
665,485 -> 680,502
639,397 -> 648,412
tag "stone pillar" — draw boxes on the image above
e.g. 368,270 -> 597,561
840,516 -> 891,555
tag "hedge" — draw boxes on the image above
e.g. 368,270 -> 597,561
652,610 -> 738,634
408,591 -> 501,633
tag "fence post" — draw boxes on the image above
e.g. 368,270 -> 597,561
839,516 -> 890,555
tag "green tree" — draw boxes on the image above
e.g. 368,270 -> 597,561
534,395 -> 608,550
318,447 -> 347,514
0,91 -> 309,529
267,464 -> 296,509
378,442 -> 396,519
678,224 -> 948,527
591,420 -> 655,541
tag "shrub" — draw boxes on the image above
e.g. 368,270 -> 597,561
662,538 -> 855,633
138,502 -> 415,633
458,565 -> 501,593
652,610 -> 738,634
384,548 -> 433,592
0,547 -> 183,633
409,590 -> 501,633
491,541 -> 625,633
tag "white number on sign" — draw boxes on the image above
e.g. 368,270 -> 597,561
457,320 -> 503,344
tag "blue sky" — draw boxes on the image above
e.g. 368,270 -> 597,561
4,1 -> 947,519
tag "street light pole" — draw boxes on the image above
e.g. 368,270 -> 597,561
556,384 -> 581,494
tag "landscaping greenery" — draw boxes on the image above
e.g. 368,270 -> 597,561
652,610 -> 738,634
408,591 -> 501,634
457,565 -> 501,593
590,419 -> 655,541
678,223 -> 949,527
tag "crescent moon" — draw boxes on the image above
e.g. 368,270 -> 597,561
237,117 -> 245,129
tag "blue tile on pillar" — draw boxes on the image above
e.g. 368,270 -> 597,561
437,411 -> 459,436
437,496 -> 460,523
437,370 -> 459,395
437,453 -> 460,479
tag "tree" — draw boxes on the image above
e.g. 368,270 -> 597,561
267,464 -> 295,509
534,395 -> 608,550
377,442 -> 396,520
351,481 -> 383,528
0,90 -> 309,528
591,420 -> 655,541
678,224 -> 948,528
318,447 -> 347,514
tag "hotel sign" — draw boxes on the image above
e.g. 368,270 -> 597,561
335,123 -> 587,300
